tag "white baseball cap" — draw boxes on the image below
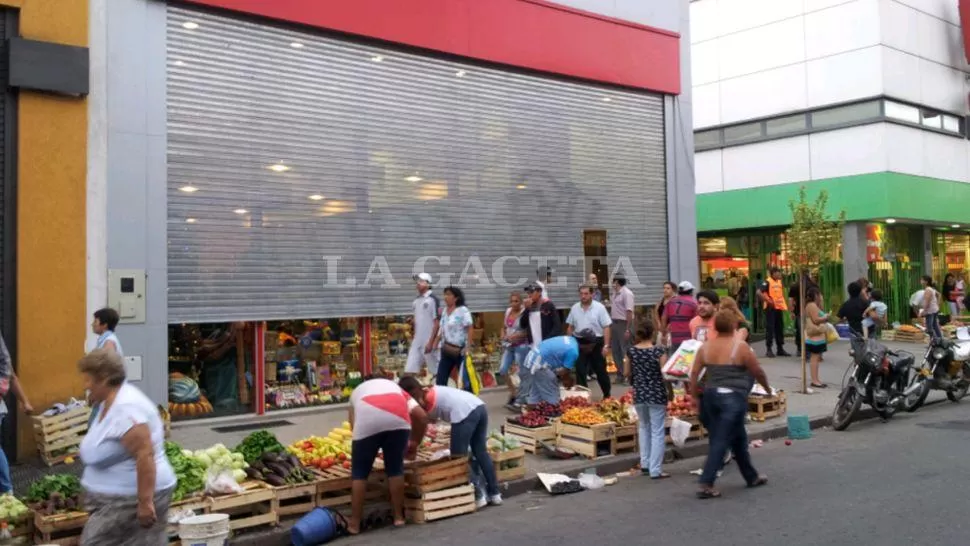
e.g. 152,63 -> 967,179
678,281 -> 695,292
414,273 -> 433,284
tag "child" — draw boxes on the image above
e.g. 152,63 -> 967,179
624,322 -> 669,479
862,289 -> 888,339
397,378 -> 501,508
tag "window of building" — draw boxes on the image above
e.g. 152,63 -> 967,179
810,100 -> 881,128
694,129 -> 721,150
884,101 -> 920,124
920,109 -> 942,130
722,122 -> 763,144
942,114 -> 962,134
765,114 -> 807,136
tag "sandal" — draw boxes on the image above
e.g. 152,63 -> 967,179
747,475 -> 768,488
696,488 -> 721,499
651,472 -> 671,480
810,382 -> 828,389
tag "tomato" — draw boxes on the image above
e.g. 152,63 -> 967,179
337,453 -> 347,462
342,460 -> 351,469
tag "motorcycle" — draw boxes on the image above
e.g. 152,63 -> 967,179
832,331 -> 916,431
902,328 -> 970,411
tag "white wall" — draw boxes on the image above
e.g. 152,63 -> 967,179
691,0 -> 970,128
695,123 -> 970,192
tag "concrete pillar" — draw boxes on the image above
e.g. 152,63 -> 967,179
923,226 -> 934,276
842,222 -> 868,286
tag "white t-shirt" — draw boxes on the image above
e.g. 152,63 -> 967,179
529,311 -> 542,349
79,383 -> 177,496
425,386 -> 483,424
412,291 -> 440,345
350,379 -> 418,440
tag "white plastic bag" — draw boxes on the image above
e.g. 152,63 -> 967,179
205,469 -> 244,496
577,473 -> 605,490
669,417 -> 692,448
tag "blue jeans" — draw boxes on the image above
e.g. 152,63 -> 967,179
526,368 -> 559,405
499,345 -> 530,376
0,416 -> 9,493
515,364 -> 534,405
926,312 -> 943,340
450,405 -> 499,499
700,389 -> 759,487
635,403 -> 666,477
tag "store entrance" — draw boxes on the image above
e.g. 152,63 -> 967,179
584,229 -> 608,294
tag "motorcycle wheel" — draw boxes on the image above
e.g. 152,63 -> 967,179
946,364 -> 970,402
832,384 -> 863,431
903,369 -> 930,412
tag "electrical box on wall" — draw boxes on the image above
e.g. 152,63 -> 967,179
108,269 -> 146,324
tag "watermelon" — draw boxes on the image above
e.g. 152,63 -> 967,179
169,376 -> 201,403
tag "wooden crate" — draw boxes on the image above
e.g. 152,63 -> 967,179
880,330 -> 896,341
502,420 -> 556,454
613,424 -> 639,455
894,330 -> 928,343
748,391 -> 788,422
271,472 -> 324,518
556,422 -> 615,459
404,456 -> 470,495
32,406 -> 90,466
403,484 -> 477,524
207,481 -> 278,533
34,510 -> 87,546
1,512 -> 33,542
491,447 -> 526,483
315,465 -> 386,509
665,416 -> 706,445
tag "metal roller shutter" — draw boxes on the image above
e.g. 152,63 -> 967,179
167,6 -> 668,323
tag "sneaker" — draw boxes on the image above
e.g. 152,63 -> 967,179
476,496 -> 488,509
488,494 -> 503,506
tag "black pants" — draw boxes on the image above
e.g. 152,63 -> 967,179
765,307 -> 785,352
576,338 -> 610,398
793,313 -> 802,352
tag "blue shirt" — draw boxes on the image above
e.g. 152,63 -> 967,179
523,336 -> 579,372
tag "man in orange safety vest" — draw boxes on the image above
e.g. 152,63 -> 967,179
759,267 -> 791,358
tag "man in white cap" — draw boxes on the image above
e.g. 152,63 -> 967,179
405,273 -> 440,378
660,281 -> 698,353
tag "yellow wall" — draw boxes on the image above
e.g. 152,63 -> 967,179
2,0 -> 89,459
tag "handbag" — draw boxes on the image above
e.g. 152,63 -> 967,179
442,342 -> 463,358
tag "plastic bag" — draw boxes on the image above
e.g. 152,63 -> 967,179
663,340 -> 702,379
669,417 -> 692,448
824,323 -> 840,344
577,473 -> 605,490
205,468 -> 244,496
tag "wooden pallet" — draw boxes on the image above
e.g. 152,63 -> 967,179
34,510 -> 87,546
32,407 -> 90,466
404,456 -> 470,495
556,422 -> 615,459
315,465 -> 386,509
207,481 -> 278,533
491,446 -> 527,483
748,391 -> 788,422
894,330 -> 928,343
665,415 -> 706,445
270,470 -> 326,518
403,484 -> 477,524
1,512 -> 33,542
613,424 -> 639,455
502,421 -> 557,454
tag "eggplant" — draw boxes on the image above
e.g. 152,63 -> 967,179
261,451 -> 280,464
287,454 -> 301,469
264,474 -> 286,487
265,462 -> 290,477
251,460 -> 265,472
244,467 -> 263,481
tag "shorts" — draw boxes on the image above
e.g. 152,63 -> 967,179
406,343 -> 439,374
351,429 -> 410,480
805,342 -> 827,355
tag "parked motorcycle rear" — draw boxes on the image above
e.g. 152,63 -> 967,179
901,336 -> 970,411
832,332 -> 916,431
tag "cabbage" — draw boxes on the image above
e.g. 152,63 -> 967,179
230,452 -> 244,462
181,449 -> 193,458
231,468 -> 247,483
195,453 -> 213,467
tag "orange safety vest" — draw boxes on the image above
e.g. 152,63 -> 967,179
763,278 -> 788,311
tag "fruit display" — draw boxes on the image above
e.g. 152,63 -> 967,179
235,430 -> 286,465
898,324 -> 921,333
560,396 -> 592,411
510,409 -> 548,428
534,401 -> 561,417
247,451 -> 318,487
667,393 -> 696,418
26,475 -> 82,515
287,422 -> 353,471
619,391 -> 633,405
486,432 -> 523,470
164,441 -> 207,501
0,494 -> 28,528
598,398 -> 634,425
561,407 -> 607,426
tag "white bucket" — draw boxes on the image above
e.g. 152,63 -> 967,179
179,513 -> 230,546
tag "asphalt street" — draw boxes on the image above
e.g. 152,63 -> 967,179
337,399 -> 970,546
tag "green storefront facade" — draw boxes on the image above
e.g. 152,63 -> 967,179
696,172 -> 970,330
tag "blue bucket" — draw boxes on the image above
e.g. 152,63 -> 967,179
835,323 -> 851,339
787,414 -> 812,440
291,507 -> 346,546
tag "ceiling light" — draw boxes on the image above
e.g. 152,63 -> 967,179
516,184 -> 527,190
456,70 -> 466,77
234,209 -> 248,215
185,218 -> 197,224
173,60 -> 186,67
952,224 -> 961,228
182,21 -> 199,30
371,55 -> 384,62
290,42 -> 304,49
405,175 -> 423,183
308,194 -> 325,201
602,97 -> 612,102
179,185 -> 198,193
885,218 -> 897,224
268,163 -> 290,173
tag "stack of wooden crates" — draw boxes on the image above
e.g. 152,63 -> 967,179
402,456 -> 477,524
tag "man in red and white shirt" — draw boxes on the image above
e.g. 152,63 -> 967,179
348,378 -> 428,534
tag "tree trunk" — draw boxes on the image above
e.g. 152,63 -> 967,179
800,273 -> 807,393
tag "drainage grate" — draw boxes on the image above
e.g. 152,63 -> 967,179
211,420 -> 294,434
